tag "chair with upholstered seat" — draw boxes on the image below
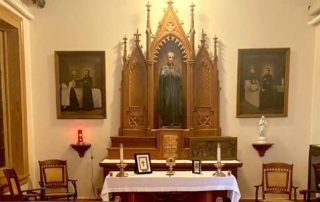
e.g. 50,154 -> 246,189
2,168 -> 44,201
39,159 -> 77,200
254,162 -> 298,202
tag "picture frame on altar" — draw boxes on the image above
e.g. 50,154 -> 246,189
236,48 -> 290,118
55,51 -> 106,119
192,160 -> 201,174
134,153 -> 152,174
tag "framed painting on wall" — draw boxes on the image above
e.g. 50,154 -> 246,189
55,51 -> 106,119
236,48 -> 290,118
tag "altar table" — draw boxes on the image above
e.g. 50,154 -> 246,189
101,171 -> 241,202
99,159 -> 243,178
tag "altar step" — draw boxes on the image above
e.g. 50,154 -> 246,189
110,136 -> 157,148
108,146 -> 161,159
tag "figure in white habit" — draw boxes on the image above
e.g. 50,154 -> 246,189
258,116 -> 267,143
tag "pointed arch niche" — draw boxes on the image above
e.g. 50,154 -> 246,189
108,1 -> 232,161
153,36 -> 187,129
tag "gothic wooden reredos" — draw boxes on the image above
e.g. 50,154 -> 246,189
109,0 -> 221,159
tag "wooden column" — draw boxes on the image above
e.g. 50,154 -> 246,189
186,60 -> 194,130
147,60 -> 155,133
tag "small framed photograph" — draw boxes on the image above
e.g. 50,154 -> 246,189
134,153 -> 152,174
192,160 -> 201,174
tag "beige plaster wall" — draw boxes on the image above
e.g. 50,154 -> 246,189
27,0 -> 315,199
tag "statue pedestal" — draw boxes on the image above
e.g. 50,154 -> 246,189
257,136 -> 267,144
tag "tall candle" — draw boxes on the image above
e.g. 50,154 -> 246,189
217,143 -> 221,162
120,144 -> 124,162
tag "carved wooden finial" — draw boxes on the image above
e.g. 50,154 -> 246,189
200,29 -> 207,47
123,35 -> 127,62
134,29 -> 141,46
213,35 -> 218,58
190,2 -> 195,27
146,1 -> 152,33
190,2 -> 195,12
146,1 -> 151,11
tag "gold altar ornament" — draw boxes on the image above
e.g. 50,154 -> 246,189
116,144 -> 128,177
166,157 -> 176,176
116,162 -> 128,177
213,161 -> 226,177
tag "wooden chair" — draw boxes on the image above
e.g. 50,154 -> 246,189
39,159 -> 77,200
300,163 -> 320,202
2,168 -> 44,201
254,163 -> 298,202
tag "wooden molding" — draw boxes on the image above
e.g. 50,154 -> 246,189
3,0 -> 34,20
0,2 -> 28,186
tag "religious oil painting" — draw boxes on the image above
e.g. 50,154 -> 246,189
236,48 -> 290,118
55,51 -> 106,119
134,153 -> 152,174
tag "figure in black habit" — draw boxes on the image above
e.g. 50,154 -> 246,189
260,66 -> 275,109
261,67 -> 273,91
68,70 -> 79,111
159,52 -> 183,126
78,69 -> 94,110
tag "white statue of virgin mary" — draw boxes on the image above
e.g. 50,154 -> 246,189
258,116 -> 267,143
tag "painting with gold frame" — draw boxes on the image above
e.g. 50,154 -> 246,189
55,51 -> 106,119
236,48 -> 290,118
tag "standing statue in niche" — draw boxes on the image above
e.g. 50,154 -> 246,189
258,115 -> 267,143
159,52 -> 183,127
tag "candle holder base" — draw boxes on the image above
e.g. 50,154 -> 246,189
116,163 -> 128,177
213,170 -> 226,177
166,171 -> 175,176
166,165 -> 175,176
213,162 -> 226,177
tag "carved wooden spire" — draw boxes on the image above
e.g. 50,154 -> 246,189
146,1 -> 152,59
189,2 -> 195,56
123,36 -> 127,63
213,35 -> 218,59
200,29 -> 207,47
134,29 -> 141,46
190,2 -> 195,30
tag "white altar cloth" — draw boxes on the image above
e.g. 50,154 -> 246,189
101,171 -> 241,202
100,159 -> 241,164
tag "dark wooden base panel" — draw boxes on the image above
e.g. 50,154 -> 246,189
110,191 -> 229,202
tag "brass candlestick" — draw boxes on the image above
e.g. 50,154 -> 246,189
116,161 -> 128,177
166,157 -> 175,176
213,161 -> 226,177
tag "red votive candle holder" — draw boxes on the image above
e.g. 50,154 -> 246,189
78,129 -> 83,144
